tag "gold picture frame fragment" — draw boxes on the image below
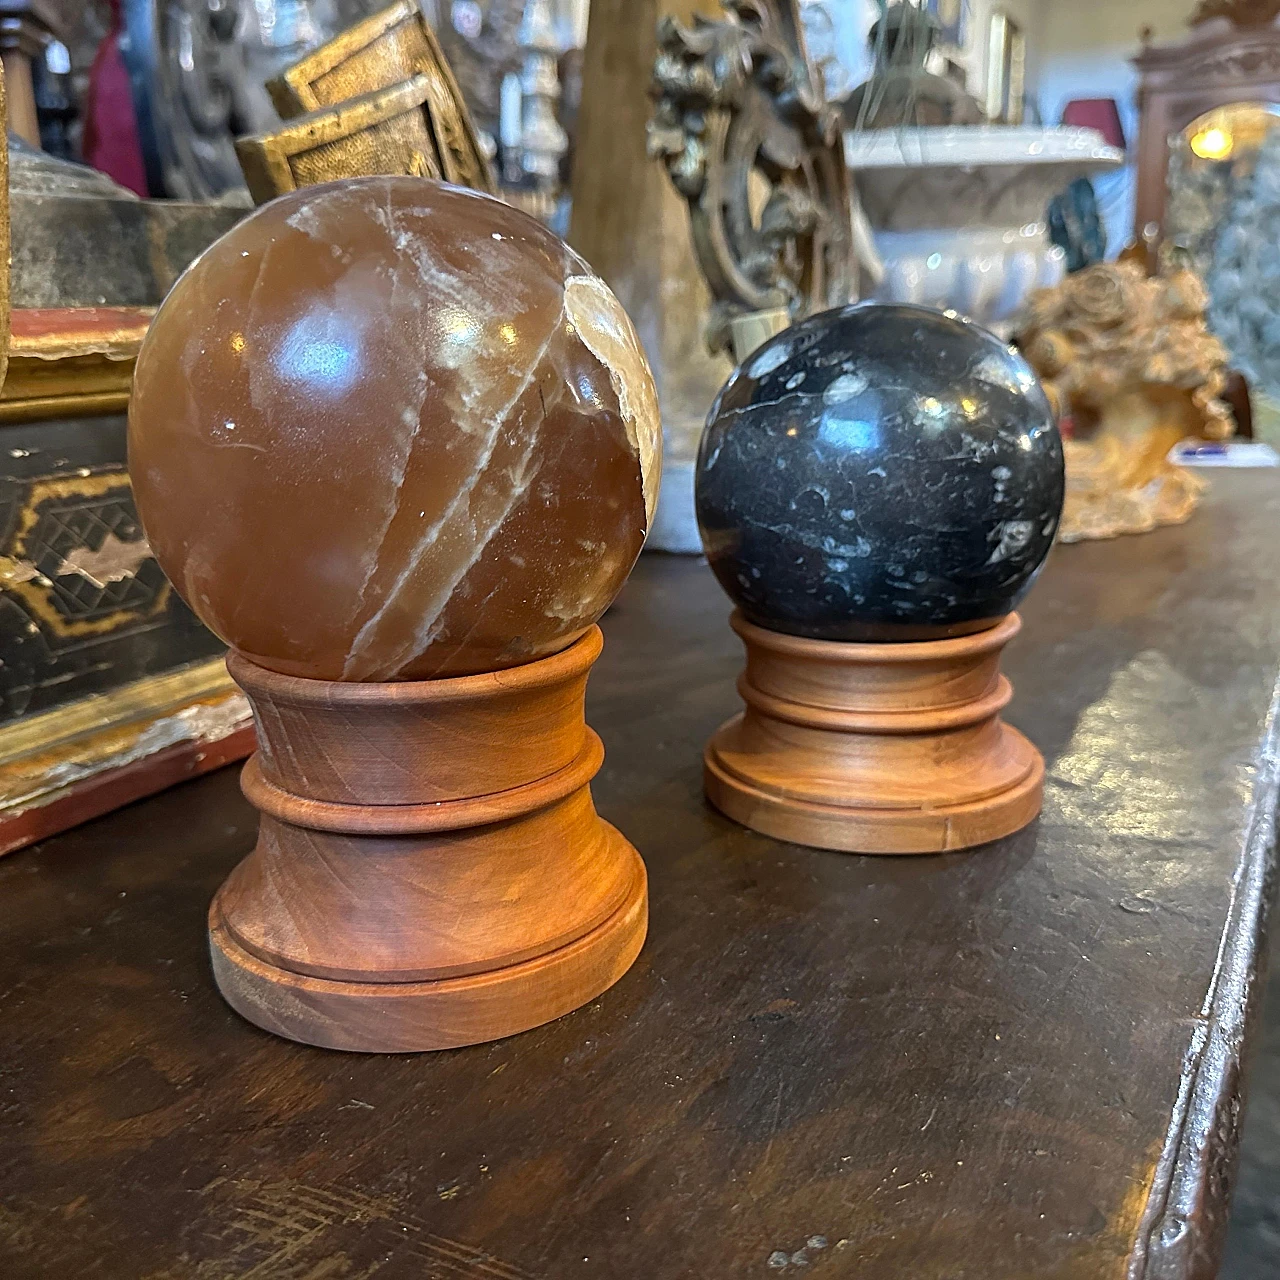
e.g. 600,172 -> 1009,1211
265,0 -> 495,193
0,306 -> 150,424
267,1 -> 419,116
236,77 -> 443,204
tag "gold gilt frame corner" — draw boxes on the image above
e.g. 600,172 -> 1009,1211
237,0 -> 495,204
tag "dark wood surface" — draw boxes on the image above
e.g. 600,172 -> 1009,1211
4,471 -> 1280,1280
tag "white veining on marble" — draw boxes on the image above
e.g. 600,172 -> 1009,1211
984,519 -> 1034,564
335,194 -> 435,637
542,541 -> 630,626
139,176 -> 659,681
284,201 -> 325,238
822,373 -> 869,405
749,341 -> 792,379
269,179 -> 565,678
340,315 -> 563,680
564,274 -> 662,528
391,424 -> 548,674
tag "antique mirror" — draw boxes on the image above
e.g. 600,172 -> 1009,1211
1166,103 -> 1280,272
1134,9 -> 1280,401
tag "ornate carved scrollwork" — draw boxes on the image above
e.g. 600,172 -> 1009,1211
1191,0 -> 1280,28
647,0 -> 854,353
1017,260 -> 1233,542
1191,43 -> 1280,79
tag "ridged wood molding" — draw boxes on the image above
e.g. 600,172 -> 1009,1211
210,627 -> 647,1052
704,612 -> 1044,854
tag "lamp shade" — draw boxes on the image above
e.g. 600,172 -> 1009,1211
1062,98 -> 1126,151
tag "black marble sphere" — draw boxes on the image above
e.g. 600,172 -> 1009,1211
696,303 -> 1064,642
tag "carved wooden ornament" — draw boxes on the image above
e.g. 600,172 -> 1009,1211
647,0 -> 855,352
1191,0 -> 1280,29
1017,260 -> 1233,542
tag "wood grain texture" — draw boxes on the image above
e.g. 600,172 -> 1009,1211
705,612 -> 1044,853
2,473 -> 1280,1278
212,627 -> 647,1053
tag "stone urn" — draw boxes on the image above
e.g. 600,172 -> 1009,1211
846,125 -> 1123,336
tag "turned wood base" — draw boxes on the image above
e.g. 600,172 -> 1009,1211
211,628 -> 647,1053
704,613 -> 1043,855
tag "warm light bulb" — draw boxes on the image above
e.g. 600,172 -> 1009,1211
1190,126 -> 1233,160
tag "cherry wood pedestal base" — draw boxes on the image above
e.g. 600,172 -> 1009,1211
705,612 -> 1043,855
211,627 -> 647,1053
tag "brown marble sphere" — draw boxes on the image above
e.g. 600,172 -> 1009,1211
129,176 -> 660,681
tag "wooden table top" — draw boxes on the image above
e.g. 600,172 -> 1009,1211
3,471 -> 1280,1280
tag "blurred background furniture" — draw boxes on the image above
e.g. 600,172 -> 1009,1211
1134,7 -> 1280,439
0,0 -> 61,146
1133,6 -> 1280,264
0,140 -> 250,857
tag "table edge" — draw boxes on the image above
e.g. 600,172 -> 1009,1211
1128,666 -> 1280,1280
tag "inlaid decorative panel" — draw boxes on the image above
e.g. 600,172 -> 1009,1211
0,414 -> 224,724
